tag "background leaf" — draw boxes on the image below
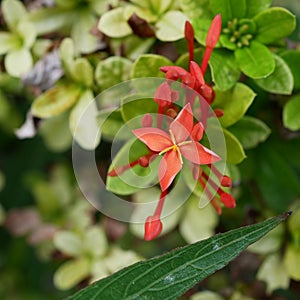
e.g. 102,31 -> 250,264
246,0 -> 272,18
66,214 -> 289,300
254,54 -> 294,95
281,50 -> 300,91
283,94 -> 300,131
223,128 -> 246,164
228,116 -> 271,149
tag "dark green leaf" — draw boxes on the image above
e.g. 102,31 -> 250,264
246,0 -> 272,18
213,83 -> 256,127
66,214 -> 289,300
210,0 -> 246,24
209,49 -> 240,91
234,41 -> 275,78
254,7 -> 296,45
281,50 -> 300,91
228,116 -> 271,149
254,54 -> 294,95
283,94 -> 300,131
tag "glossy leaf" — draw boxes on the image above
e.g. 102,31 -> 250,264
32,83 -> 81,118
283,94 -> 300,131
66,214 -> 289,300
69,89 -> 100,150
192,18 -> 213,46
254,7 -> 296,45
234,41 -> 275,79
131,54 -> 173,78
223,128 -> 246,164
98,8 -> 132,38
209,49 -> 240,91
281,50 -> 300,91
155,11 -> 188,41
213,83 -> 256,127
228,116 -> 271,149
95,57 -> 132,90
254,54 -> 293,95
246,0 -> 272,18
210,0 -> 246,24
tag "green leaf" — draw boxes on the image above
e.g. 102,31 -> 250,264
121,96 -> 158,123
284,244 -> 300,281
281,50 -> 300,91
234,41 -> 275,79
69,89 -> 100,150
98,7 -> 132,38
257,254 -> 290,294
213,83 -> 256,127
0,32 -> 19,55
131,54 -> 173,79
228,116 -> 271,149
106,139 -> 159,195
84,226 -> 108,257
210,0 -> 246,24
288,208 -> 300,238
66,214 -> 289,300
192,18 -> 213,46
179,0 -> 212,19
223,128 -> 246,164
245,0 -> 272,18
283,94 -> 300,131
32,83 -> 81,118
254,7 -> 296,45
95,57 -> 132,90
155,11 -> 188,41
71,58 -> 94,88
54,257 -> 91,290
209,49 -> 240,91
254,54 -> 293,95
2,0 -> 27,30
16,20 -> 37,49
54,231 -> 83,257
5,48 -> 33,77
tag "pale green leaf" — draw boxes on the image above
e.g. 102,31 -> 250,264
283,244 -> 300,281
254,7 -> 296,45
16,20 -> 36,48
32,83 -> 81,118
209,49 -> 240,91
84,226 -> 108,257
287,208 -> 300,236
54,231 -> 83,257
72,58 -> 94,88
59,38 -> 75,78
180,195 -> 218,244
67,214 -> 289,300
69,89 -> 100,150
254,53 -> 294,95
210,0 -> 246,24
228,116 -> 271,149
54,258 -> 90,290
0,32 -> 20,55
283,94 -> 300,131
2,0 -> 27,30
95,57 -> 132,90
179,0 -> 212,19
191,291 -> 224,300
213,83 -> 256,127
234,41 -> 275,79
223,128 -> 246,164
98,7 -> 132,38
5,48 -> 33,77
155,11 -> 188,41
257,254 -> 290,294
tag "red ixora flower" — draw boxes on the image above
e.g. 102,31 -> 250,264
133,103 -> 220,192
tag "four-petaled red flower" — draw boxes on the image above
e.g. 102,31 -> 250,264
133,103 -> 220,191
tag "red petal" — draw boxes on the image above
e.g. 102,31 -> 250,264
180,141 -> 220,164
160,66 -> 189,81
144,216 -> 162,241
191,122 -> 204,141
158,150 -> 182,191
154,82 -> 172,107
189,61 -> 205,85
170,103 -> 193,143
132,128 -> 172,152
206,14 -> 222,49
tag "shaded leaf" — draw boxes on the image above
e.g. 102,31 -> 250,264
66,214 -> 289,300
234,41 -> 275,79
32,83 -> 81,118
155,11 -> 188,41
223,128 -> 246,164
213,83 -> 256,127
254,53 -> 293,95
246,0 -> 272,18
283,94 -> 300,131
209,49 -> 240,91
228,116 -> 271,149
254,7 -> 296,45
281,50 -> 300,91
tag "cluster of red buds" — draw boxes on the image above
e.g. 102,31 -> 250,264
109,14 -> 236,241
